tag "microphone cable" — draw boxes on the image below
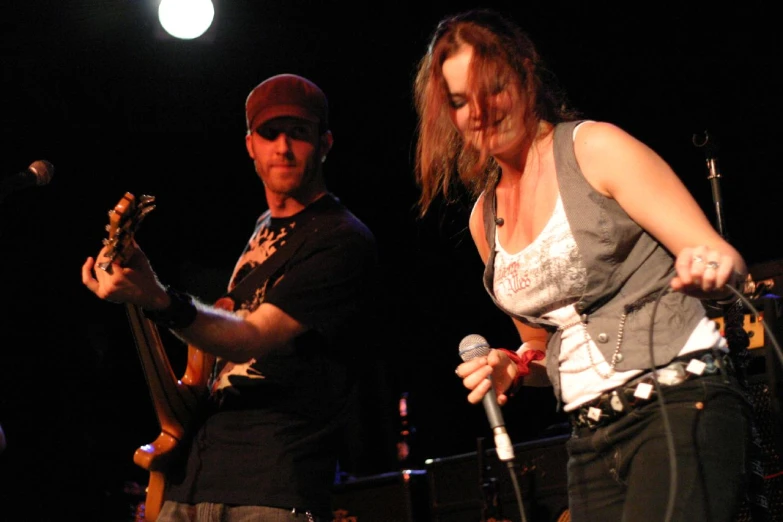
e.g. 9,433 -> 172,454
647,283 -> 678,522
646,281 -> 783,522
506,458 -> 528,522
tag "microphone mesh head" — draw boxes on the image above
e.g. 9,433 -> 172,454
28,160 -> 54,186
458,334 -> 490,362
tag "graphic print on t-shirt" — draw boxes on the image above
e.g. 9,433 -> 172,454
210,214 -> 295,395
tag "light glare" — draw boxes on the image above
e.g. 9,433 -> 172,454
158,0 -> 215,40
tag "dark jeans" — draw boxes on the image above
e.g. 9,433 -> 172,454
157,501 -> 327,522
566,374 -> 752,522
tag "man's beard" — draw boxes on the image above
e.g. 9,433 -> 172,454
262,153 -> 321,198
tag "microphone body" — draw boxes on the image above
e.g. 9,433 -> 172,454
459,334 -> 515,461
0,160 -> 54,196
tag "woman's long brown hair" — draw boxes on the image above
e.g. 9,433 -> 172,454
413,9 -> 580,216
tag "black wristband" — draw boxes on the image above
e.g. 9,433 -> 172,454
142,287 -> 198,329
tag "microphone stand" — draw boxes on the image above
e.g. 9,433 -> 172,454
693,130 -> 775,522
692,129 -> 749,341
692,130 -> 728,239
476,437 -> 495,522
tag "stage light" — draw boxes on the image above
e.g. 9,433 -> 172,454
158,0 -> 215,40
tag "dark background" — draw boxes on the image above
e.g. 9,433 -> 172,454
1,1 -> 781,520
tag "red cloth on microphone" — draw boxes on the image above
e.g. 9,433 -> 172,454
499,348 -> 545,396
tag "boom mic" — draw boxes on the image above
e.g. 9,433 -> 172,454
0,160 -> 54,196
459,334 -> 515,461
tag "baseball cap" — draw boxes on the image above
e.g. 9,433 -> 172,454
245,73 -> 329,133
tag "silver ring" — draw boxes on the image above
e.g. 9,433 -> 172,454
692,255 -> 704,263
705,261 -> 720,270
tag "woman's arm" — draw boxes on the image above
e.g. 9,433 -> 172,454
574,121 -> 746,300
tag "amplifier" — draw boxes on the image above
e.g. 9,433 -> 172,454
426,434 -> 570,522
331,469 -> 429,522
713,313 -> 765,349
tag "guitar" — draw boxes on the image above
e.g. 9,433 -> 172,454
100,192 -> 215,522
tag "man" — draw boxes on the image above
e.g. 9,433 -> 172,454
82,73 -> 379,521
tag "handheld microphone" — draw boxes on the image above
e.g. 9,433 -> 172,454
0,160 -> 55,196
459,334 -> 515,461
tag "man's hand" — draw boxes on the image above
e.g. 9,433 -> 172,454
81,243 -> 169,309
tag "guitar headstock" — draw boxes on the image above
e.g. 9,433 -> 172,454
98,192 -> 156,273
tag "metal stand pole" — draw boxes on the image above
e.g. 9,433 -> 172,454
692,130 -> 727,239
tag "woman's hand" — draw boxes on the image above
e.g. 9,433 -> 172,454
455,348 -> 516,406
671,245 -> 746,301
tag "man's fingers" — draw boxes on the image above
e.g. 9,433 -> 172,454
81,256 -> 105,296
81,257 -> 97,286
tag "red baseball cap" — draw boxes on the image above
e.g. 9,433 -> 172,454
245,74 -> 329,133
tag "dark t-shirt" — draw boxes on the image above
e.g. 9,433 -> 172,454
165,194 -> 378,517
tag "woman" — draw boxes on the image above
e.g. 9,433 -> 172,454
414,9 -> 752,521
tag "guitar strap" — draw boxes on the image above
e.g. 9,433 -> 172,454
220,212 -> 320,310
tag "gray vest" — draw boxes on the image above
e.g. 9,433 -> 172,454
481,120 -> 705,400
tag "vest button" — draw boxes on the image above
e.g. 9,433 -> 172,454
580,313 -> 589,323
597,333 -> 609,343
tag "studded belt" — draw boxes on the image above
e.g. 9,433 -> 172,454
569,349 -> 735,430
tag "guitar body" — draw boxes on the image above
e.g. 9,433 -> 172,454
128,304 -> 215,522
100,193 -> 226,521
